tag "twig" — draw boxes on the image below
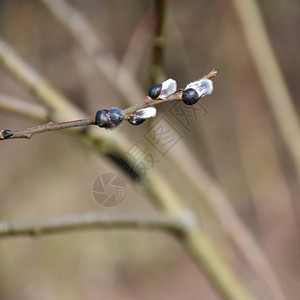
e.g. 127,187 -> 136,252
0,66 -> 216,140
0,91 -> 180,139
0,204 -> 257,300
0,212 -> 184,237
39,0 -> 145,105
0,39 -> 83,121
172,141 -> 286,300
0,117 -> 95,139
151,0 -> 166,83
117,7 -> 154,80
0,94 -> 49,122
231,0 -> 300,184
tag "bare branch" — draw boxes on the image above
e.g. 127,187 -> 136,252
0,94 -> 49,122
1,117 -> 95,139
40,0 -> 145,105
0,90 -> 180,140
231,0 -> 300,184
0,39 -> 83,121
0,212 -> 183,238
172,141 -> 285,300
117,8 -> 154,80
0,208 -> 257,300
0,66 -> 216,140
151,0 -> 167,83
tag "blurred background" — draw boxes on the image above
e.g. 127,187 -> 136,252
0,0 -> 299,299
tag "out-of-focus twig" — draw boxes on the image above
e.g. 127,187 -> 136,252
151,0 -> 166,83
117,7 -> 154,81
0,212 -> 184,237
40,0 -> 145,105
231,0 -> 300,183
0,94 -> 49,122
172,141 -> 286,300
0,40 -> 83,121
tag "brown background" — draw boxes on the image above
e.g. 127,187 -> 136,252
0,0 -> 299,299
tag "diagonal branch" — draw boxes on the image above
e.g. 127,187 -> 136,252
0,39 -> 83,121
40,0 -> 145,105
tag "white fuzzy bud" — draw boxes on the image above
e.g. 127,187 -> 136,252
185,78 -> 213,98
134,106 -> 157,119
159,78 -> 177,99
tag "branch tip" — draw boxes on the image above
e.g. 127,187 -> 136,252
0,129 -> 13,140
204,69 -> 217,79
0,71 -> 215,139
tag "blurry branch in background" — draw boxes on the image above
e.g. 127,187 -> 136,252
151,0 -> 166,83
117,8 -> 154,80
39,0 -> 145,105
0,212 -> 184,237
231,0 -> 300,181
167,142 -> 286,300
0,94 -> 49,122
0,40 -> 83,121
0,38 -> 257,300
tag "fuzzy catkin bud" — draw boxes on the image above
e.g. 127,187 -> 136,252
182,78 -> 214,105
185,78 -> 213,98
95,108 -> 125,129
128,106 -> 157,126
148,79 -> 177,99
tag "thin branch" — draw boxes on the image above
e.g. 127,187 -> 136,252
172,141 -> 286,300
40,0 -> 145,105
0,92 -> 179,139
0,207 -> 257,300
0,66 -> 216,140
0,39 -> 83,121
0,212 -> 183,238
117,8 -> 154,81
151,0 -> 167,84
231,0 -> 300,183
0,94 -> 49,122
1,117 -> 95,139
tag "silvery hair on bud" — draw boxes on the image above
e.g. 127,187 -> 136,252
185,78 -> 213,98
